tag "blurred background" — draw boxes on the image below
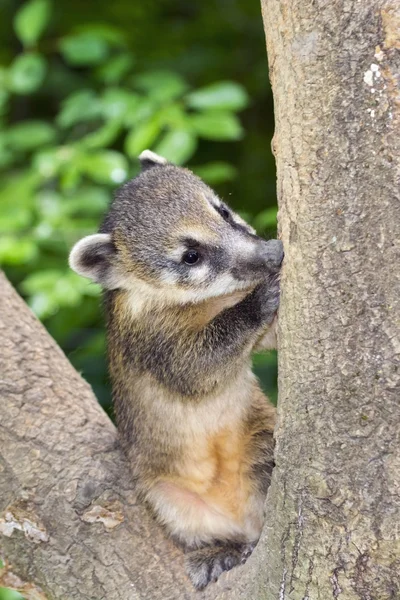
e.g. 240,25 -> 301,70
0,0 -> 276,594
0,0 -> 278,410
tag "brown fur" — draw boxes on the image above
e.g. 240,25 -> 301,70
69,152 -> 283,589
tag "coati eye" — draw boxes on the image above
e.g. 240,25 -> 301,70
183,249 -> 200,265
219,206 -> 231,221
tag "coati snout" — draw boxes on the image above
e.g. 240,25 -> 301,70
231,238 -> 283,283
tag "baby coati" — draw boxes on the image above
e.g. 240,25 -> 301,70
69,150 -> 283,590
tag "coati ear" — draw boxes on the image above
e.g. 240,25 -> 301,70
139,149 -> 168,171
69,233 -> 117,287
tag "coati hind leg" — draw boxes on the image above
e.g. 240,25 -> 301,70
185,542 -> 256,590
146,396 -> 275,588
183,392 -> 276,590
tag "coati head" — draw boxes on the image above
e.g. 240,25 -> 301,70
69,150 -> 283,305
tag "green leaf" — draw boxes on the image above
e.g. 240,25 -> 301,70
123,98 -> 157,128
252,207 -> 278,231
60,33 -> 109,66
13,0 -> 51,48
125,119 -> 160,158
96,53 -> 133,84
33,146 -> 76,178
35,190 -> 62,222
62,186 -> 110,216
192,162 -> 237,185
154,130 -> 197,165
60,161 -> 82,191
57,90 -> 101,128
33,148 -> 60,178
0,171 -> 40,232
135,70 -> 188,102
0,588 -> 25,600
0,236 -> 38,265
8,53 -> 46,94
28,292 -> 57,318
0,202 -> 32,232
22,270 -> 100,318
72,23 -> 126,46
190,111 -> 243,140
0,139 -> 14,169
0,88 -> 9,116
156,103 -> 188,129
79,119 -> 122,150
21,269 -> 63,294
81,150 -> 128,184
101,88 -> 140,119
185,81 -> 249,111
6,120 -> 56,151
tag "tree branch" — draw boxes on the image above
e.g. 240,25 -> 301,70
0,271 -> 212,599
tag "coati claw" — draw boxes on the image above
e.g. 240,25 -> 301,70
185,546 -> 242,590
240,542 -> 256,564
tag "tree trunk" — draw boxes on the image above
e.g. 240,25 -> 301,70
243,1 -> 399,598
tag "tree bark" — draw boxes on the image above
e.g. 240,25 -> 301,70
0,271 -> 198,599
243,1 -> 399,598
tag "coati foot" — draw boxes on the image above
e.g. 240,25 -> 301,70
240,541 -> 256,564
185,543 -> 256,590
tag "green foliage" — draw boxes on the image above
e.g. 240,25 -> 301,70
0,589 -> 24,600
0,0 -> 278,425
13,0 -> 51,48
186,81 -> 249,111
8,53 -> 46,94
1,0 -> 254,321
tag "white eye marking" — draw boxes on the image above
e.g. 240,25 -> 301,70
202,193 -> 256,235
188,264 -> 209,282
159,270 -> 179,285
201,273 -> 240,298
232,214 -> 256,235
201,192 -> 221,213
233,237 -> 259,256
167,244 -> 188,262
210,197 -> 221,207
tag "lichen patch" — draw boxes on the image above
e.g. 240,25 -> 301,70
0,511 -> 49,543
81,502 -> 124,530
364,69 -> 374,87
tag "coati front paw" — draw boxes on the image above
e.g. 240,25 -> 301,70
185,545 -> 243,590
253,273 -> 280,325
240,541 -> 256,564
265,273 -> 281,316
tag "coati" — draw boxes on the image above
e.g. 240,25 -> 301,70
69,150 -> 283,590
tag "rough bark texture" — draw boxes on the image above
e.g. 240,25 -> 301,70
0,272 -> 198,599
248,1 -> 399,598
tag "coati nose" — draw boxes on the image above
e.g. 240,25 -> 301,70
261,239 -> 284,270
